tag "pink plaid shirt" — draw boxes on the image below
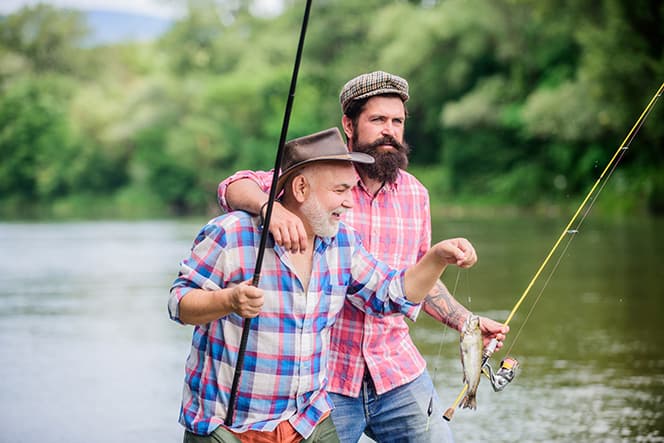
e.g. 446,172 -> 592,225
218,168 -> 431,396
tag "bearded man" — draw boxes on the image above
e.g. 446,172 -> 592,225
170,127 -> 478,443
217,72 -> 508,442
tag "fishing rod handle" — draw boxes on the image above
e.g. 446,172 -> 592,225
483,338 -> 498,360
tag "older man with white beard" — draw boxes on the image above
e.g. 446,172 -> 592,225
170,127 -> 479,443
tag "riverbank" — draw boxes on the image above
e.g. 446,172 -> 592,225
0,165 -> 658,221
1,195 -> 656,222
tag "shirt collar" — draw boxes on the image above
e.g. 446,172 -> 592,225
314,233 -> 334,250
270,227 -> 335,256
356,169 -> 403,195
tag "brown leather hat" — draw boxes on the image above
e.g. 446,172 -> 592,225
276,127 -> 374,193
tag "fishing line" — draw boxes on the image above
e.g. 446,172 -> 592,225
426,268 -> 463,430
433,269 -> 463,362
505,136 -> 631,355
502,82 -> 662,329
443,81 -> 663,420
463,269 -> 472,306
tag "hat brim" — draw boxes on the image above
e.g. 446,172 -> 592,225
275,152 -> 374,194
343,88 -> 409,112
354,87 -> 409,103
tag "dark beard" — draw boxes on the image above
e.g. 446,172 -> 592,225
351,134 -> 410,184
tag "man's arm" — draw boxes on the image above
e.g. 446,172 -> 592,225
404,238 -> 477,304
225,179 -> 269,215
218,170 -> 271,213
423,280 -> 469,332
175,282 -> 264,325
423,280 -> 509,347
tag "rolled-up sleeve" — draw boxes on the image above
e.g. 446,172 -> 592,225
217,170 -> 274,212
169,222 -> 226,323
346,238 -> 420,320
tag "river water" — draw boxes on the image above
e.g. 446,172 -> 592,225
0,216 -> 662,442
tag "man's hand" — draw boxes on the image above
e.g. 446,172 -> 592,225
433,237 -> 478,268
224,178 -> 308,253
229,281 -> 264,318
265,202 -> 309,253
478,316 -> 509,349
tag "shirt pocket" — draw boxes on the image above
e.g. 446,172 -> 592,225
324,283 -> 347,326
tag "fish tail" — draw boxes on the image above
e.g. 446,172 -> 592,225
460,393 -> 477,410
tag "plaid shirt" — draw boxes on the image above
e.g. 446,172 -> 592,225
218,169 -> 431,396
169,212 -> 418,438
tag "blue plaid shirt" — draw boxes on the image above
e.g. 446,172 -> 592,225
169,211 -> 419,438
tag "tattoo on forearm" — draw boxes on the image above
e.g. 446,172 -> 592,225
423,281 -> 470,331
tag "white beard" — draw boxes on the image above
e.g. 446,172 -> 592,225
300,195 -> 342,238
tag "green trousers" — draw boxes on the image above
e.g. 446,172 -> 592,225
183,416 -> 340,443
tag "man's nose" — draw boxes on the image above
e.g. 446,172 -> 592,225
342,194 -> 354,209
380,122 -> 396,136
380,121 -> 400,139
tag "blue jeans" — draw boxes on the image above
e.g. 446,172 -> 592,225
329,370 -> 454,443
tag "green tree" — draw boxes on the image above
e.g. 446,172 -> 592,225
1,0 -> 662,217
0,4 -> 90,75
0,75 -> 78,202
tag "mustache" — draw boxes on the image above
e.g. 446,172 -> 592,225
364,135 -> 407,152
331,206 -> 347,216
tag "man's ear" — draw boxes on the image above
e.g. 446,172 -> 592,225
290,174 -> 309,203
341,115 -> 354,147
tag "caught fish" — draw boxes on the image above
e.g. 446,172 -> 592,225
459,314 -> 483,409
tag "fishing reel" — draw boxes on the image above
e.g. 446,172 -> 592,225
482,357 -> 519,392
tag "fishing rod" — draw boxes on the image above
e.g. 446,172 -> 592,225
443,81 -> 664,421
225,0 -> 313,427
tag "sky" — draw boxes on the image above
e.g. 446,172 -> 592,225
1,0 -> 284,19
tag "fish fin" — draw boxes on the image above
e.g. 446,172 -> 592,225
460,393 -> 477,410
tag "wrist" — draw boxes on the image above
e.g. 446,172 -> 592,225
216,288 -> 235,316
458,312 -> 472,331
260,201 -> 269,220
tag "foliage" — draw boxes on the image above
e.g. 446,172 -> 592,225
0,75 -> 76,200
0,0 -> 662,219
0,4 -> 91,75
